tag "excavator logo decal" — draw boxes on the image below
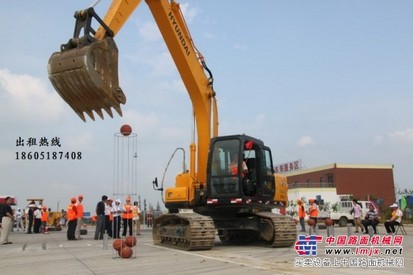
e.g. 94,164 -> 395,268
168,11 -> 191,56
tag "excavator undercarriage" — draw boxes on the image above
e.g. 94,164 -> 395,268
152,211 -> 297,251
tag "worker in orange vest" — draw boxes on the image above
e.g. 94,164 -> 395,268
75,195 -> 84,240
40,206 -> 49,233
229,152 -> 248,177
122,197 -> 133,236
308,198 -> 319,229
67,197 -> 78,240
297,199 -> 306,232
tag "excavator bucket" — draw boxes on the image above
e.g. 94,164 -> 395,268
48,37 -> 126,122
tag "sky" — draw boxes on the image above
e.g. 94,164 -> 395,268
1,0 -> 412,213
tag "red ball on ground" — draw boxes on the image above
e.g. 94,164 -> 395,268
112,239 -> 125,251
120,124 -> 132,136
307,219 -> 315,226
325,218 -> 333,226
125,236 -> 137,247
119,246 -> 133,258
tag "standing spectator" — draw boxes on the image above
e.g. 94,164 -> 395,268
105,198 -> 113,238
297,199 -> 306,232
384,203 -> 403,234
132,201 -> 141,235
146,210 -> 154,228
22,209 -> 27,231
351,199 -> 363,233
362,204 -> 379,234
0,202 -> 3,227
26,202 -> 36,234
33,206 -> 42,233
1,197 -> 14,245
60,209 -> 67,228
308,199 -> 319,229
122,197 -> 133,236
67,197 -> 78,240
111,199 -> 122,239
94,195 -> 107,240
40,206 -> 48,233
15,208 -> 23,231
75,195 -> 84,240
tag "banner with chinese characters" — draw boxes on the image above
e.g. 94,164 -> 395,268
274,160 -> 302,173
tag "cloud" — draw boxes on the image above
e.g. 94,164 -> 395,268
372,128 -> 413,146
297,136 -> 315,147
203,31 -> 214,39
388,128 -> 413,144
233,43 -> 247,50
0,68 -> 64,121
179,3 -> 198,24
372,135 -> 384,145
150,51 -> 176,76
123,110 -> 187,143
138,22 -> 161,42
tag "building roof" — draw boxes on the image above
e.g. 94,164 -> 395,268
284,163 -> 394,176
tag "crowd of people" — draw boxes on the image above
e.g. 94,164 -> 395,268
0,194 -> 147,244
294,198 -> 405,235
2,194 -> 406,245
93,195 -> 142,240
59,194 -> 144,241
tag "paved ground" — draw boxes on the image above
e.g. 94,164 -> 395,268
0,224 -> 411,274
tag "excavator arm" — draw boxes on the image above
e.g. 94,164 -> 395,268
48,0 -> 218,187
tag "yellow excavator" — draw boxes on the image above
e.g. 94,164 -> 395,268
48,0 -> 296,250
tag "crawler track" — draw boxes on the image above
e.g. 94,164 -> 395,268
256,212 -> 297,247
152,213 -> 216,250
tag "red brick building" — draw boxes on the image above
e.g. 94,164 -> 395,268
285,163 -> 395,206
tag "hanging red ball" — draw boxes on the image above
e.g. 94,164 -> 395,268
120,124 -> 132,136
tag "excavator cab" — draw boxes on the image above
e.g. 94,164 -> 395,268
207,135 -> 276,206
47,8 -> 125,122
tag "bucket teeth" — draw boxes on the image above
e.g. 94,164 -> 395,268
47,38 -> 126,122
86,111 -> 96,121
95,109 -> 104,120
104,107 -> 114,118
113,104 -> 123,117
76,112 -> 87,123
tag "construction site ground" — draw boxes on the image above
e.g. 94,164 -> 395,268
0,223 -> 411,274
